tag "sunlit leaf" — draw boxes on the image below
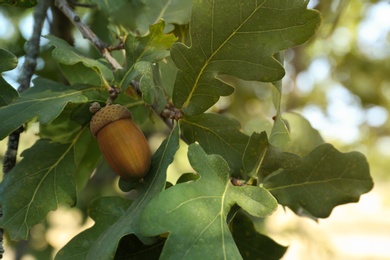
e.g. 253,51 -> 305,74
0,78 -> 93,141
172,0 -> 321,115
140,144 -> 277,259
263,143 -> 373,218
180,113 -> 249,173
283,112 -> 324,156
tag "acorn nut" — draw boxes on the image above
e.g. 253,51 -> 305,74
90,104 -> 151,181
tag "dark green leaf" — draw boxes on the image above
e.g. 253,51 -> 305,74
263,144 -> 373,218
0,48 -> 18,72
73,129 -> 101,191
0,78 -> 92,141
0,48 -> 18,107
232,213 -> 288,260
259,145 -> 302,182
114,235 -> 164,260
0,127 -> 100,240
45,35 -> 113,84
140,144 -> 277,259
180,113 -> 249,173
0,0 -> 37,7
172,0 -> 321,115
242,132 -> 268,178
176,172 -> 199,184
91,0 -> 192,35
39,104 -> 85,143
118,22 -> 177,89
58,125 -> 180,260
55,196 -> 133,260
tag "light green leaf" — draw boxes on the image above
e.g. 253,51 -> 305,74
263,143 -> 373,218
140,144 -> 277,259
172,0 -> 321,115
0,48 -> 19,107
135,61 -> 167,113
283,112 -> 324,156
0,127 -> 100,240
180,113 -> 249,173
0,78 -> 93,141
118,22 -> 177,89
269,79 -> 291,149
91,0 -> 192,35
59,125 -> 180,260
45,35 -> 113,85
159,57 -> 178,97
232,213 -> 288,260
269,114 -> 290,149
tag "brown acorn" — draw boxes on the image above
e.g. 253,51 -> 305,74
90,104 -> 151,181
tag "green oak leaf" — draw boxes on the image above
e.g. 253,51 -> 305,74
0,127 -> 100,240
57,125 -> 180,260
242,132 -> 269,178
0,48 -> 19,107
159,57 -> 177,97
0,48 -> 18,72
282,112 -> 324,156
172,0 -> 321,115
0,78 -> 93,141
91,0 -> 192,35
0,0 -> 37,7
180,113 -> 249,173
232,213 -> 288,260
135,61 -> 167,113
140,144 -> 278,259
45,35 -> 113,85
55,196 -> 133,260
117,22 -> 177,89
263,143 -> 373,218
114,235 -> 164,259
242,131 -> 300,181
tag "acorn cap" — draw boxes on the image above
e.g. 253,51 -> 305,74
90,104 -> 132,137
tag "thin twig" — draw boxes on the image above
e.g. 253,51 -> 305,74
0,2 -> 51,258
54,0 -> 123,71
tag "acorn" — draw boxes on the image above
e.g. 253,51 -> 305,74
90,104 -> 151,181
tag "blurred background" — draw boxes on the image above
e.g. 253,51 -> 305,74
1,0 -> 390,259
